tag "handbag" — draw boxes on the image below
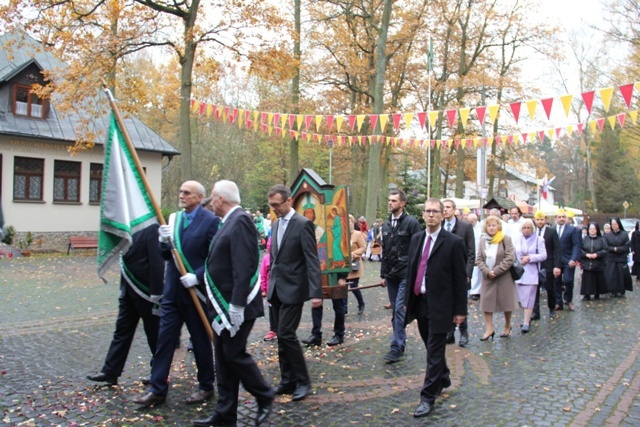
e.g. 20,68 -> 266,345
351,259 -> 360,271
503,241 -> 524,280
535,236 -> 546,284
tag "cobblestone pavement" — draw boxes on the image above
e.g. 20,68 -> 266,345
2,255 -> 640,426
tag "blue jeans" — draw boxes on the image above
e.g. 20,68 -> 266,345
385,277 -> 407,353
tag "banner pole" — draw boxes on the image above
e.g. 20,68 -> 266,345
102,80 -> 214,342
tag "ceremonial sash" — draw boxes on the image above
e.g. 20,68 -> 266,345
120,256 -> 154,303
170,211 -> 207,303
205,246 -> 261,336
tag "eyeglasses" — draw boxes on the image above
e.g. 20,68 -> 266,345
423,209 -> 442,215
268,199 -> 287,208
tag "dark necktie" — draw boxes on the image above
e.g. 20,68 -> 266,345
277,218 -> 288,249
446,222 -> 452,232
183,214 -> 191,229
414,235 -> 432,296
392,218 -> 397,230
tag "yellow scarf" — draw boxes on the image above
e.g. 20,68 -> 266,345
488,230 -> 505,244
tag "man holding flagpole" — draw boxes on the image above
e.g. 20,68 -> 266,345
192,180 -> 275,427
134,180 -> 220,408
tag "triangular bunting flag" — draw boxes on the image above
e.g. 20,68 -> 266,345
596,117 -> 605,131
445,109 -> 457,127
267,112 -> 274,126
315,115 -> 323,132
581,91 -> 595,114
369,115 -> 379,133
356,115 -> 366,132
521,133 -> 528,143
305,115 -> 313,131
555,128 -> 562,139
526,100 -> 538,120
279,113 -> 287,130
336,115 -> 344,132
428,111 -> 439,128
599,87 -> 614,112
458,108 -> 470,129
417,112 -> 427,129
392,113 -> 402,131
546,129 -> 554,140
588,120 -> 597,134
528,131 -> 535,142
274,113 -> 281,128
509,102 -> 522,123
619,83 -> 634,109
475,106 -> 486,124
607,115 -> 616,130
567,125 -> 573,137
348,115 -> 357,131
630,110 -> 637,125
560,94 -> 573,117
296,114 -> 304,131
488,104 -> 500,123
577,123 -> 584,135
289,114 -> 296,130
538,130 -> 546,143
379,114 -> 389,132
326,115 -> 335,132
541,98 -> 554,120
404,113 -> 414,130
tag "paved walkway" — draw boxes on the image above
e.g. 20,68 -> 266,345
2,256 -> 640,426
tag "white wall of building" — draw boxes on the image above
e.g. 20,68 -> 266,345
1,136 -> 163,233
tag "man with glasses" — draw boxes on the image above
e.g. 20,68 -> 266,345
554,209 -> 581,311
405,198 -> 467,418
381,189 -> 421,363
266,184 -> 322,402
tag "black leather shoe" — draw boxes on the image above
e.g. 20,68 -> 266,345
141,377 -> 151,385
87,372 -> 117,386
459,331 -> 469,347
441,377 -> 451,389
133,392 -> 166,408
414,401 -> 434,418
186,389 -> 214,404
549,310 -> 557,319
191,413 -> 237,426
301,334 -> 322,346
292,383 -> 311,401
327,335 -> 344,346
531,312 -> 541,321
445,331 -> 455,344
357,304 -> 365,315
255,400 -> 273,426
384,349 -> 403,363
274,383 -> 296,395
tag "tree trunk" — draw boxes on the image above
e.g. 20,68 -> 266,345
364,0 -> 393,223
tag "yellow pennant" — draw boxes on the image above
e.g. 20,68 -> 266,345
513,134 -> 520,144
436,139 -> 442,149
488,104 -> 500,123
487,137 -> 494,147
560,94 -> 573,117
357,135 -> 363,145
546,128 -> 555,139
296,115 -> 304,130
630,110 -> 638,125
253,117 -> 259,132
528,132 -> 535,142
459,108 -> 470,129
356,115 -> 366,132
280,114 -> 287,129
379,114 -> 389,132
588,120 -> 597,134
268,125 -> 273,136
267,112 -> 274,126
237,109 -> 244,127
315,115 -> 323,132
428,111 -> 439,128
191,100 -> 200,113
526,100 -> 538,120
253,110 -> 259,124
567,125 -> 574,136
206,104 -> 214,118
336,115 -> 344,132
473,137 -> 480,148
599,87 -> 614,112
607,115 -> 616,130
501,135 -> 508,145
404,113 -> 414,129
306,133 -> 312,142
293,131 -> 299,140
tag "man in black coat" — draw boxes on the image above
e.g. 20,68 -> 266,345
554,209 -> 581,311
533,210 -> 561,319
267,184 -> 322,402
442,199 -> 475,346
87,224 -> 164,386
405,198 -> 467,418
192,180 -> 275,427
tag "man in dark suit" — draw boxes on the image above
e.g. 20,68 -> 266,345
442,199 -> 475,347
267,184 -> 322,402
134,181 -> 220,408
87,224 -> 164,386
192,180 -> 275,427
405,198 -> 467,418
533,210 -> 561,319
554,209 -> 581,311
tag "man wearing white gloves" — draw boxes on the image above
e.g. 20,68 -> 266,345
134,181 -> 220,408
192,180 -> 275,427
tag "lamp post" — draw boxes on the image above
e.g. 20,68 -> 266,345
328,140 -> 333,184
477,84 -> 487,220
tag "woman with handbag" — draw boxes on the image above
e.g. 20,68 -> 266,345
580,222 -> 608,301
514,219 -> 547,333
344,215 -> 367,315
476,215 -> 517,340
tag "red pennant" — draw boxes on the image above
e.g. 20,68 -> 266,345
475,106 -> 487,124
392,113 -> 402,131
223,106 -> 230,120
199,102 -> 207,115
430,139 -> 436,148
348,115 -> 357,131
617,113 -> 626,128
521,133 -> 528,143
581,91 -> 595,114
596,118 -> 605,131
555,128 -> 562,138
324,135 -> 330,143
214,106 -> 221,120
261,112 -> 268,124
507,135 -> 514,145
454,139 -> 460,149
301,132 -> 307,140
619,83 -> 634,109
541,98 -> 554,120
313,134 -> 320,143
445,109 -> 457,127
466,138 -> 473,148
397,138 -> 404,146
538,130 -> 546,142
369,115 -> 378,132
304,115 -> 313,131
229,110 -> 237,124
326,115 -> 335,131
494,135 -> 501,145
289,114 -> 296,130
482,137 -> 488,147
261,124 -> 267,133
274,113 -> 281,127
246,120 -> 252,130
275,127 -> 281,137
245,110 -> 251,123
577,123 -> 584,135
510,102 -> 522,123
289,130 -> 296,138
417,112 -> 427,129
190,99 -> 196,109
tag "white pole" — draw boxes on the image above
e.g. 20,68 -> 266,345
426,35 -> 432,199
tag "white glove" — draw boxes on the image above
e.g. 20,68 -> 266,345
158,225 -> 171,243
180,273 -> 198,288
149,294 -> 162,304
229,304 -> 245,328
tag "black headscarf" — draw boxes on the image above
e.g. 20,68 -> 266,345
610,217 -> 625,233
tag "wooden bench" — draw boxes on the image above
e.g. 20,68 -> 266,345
67,236 -> 98,255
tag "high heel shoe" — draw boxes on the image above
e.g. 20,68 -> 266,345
480,331 -> 495,341
500,327 -> 512,338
